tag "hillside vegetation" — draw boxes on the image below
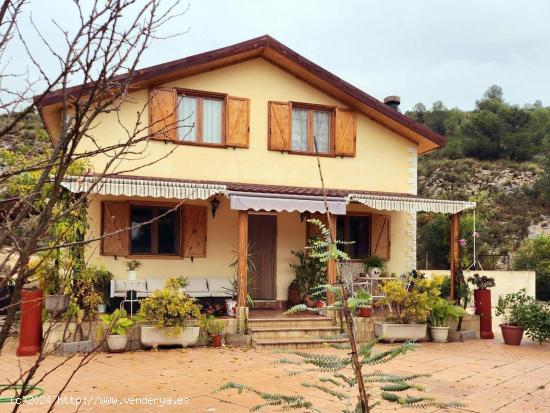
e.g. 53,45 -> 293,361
410,86 -> 550,279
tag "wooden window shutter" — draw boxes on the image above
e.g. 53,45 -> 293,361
306,213 -> 329,241
226,96 -> 250,148
181,205 -> 207,257
334,108 -> 356,156
149,88 -> 177,140
268,101 -> 291,151
101,201 -> 130,257
370,214 -> 391,260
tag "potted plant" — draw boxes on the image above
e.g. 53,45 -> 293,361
92,266 -> 112,313
126,259 -> 141,281
289,242 -> 327,302
32,255 -> 70,315
226,245 -> 256,316
138,277 -> 204,349
203,316 -> 224,347
363,255 -> 386,278
100,308 -> 134,352
467,273 -> 495,339
375,275 -> 442,342
355,290 -> 373,317
495,289 -> 532,345
428,298 -> 467,343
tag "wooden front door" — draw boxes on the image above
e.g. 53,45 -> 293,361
248,214 -> 277,300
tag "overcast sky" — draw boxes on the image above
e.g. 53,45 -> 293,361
9,0 -> 550,111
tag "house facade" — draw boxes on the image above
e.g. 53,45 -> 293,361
38,36 -> 473,309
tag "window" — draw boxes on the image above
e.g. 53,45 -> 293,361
130,206 -> 179,255
336,214 -> 371,260
291,106 -> 332,154
178,94 -> 224,144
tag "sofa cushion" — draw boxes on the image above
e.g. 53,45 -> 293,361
185,277 -> 210,297
145,277 -> 165,293
207,277 -> 233,298
114,280 -> 127,292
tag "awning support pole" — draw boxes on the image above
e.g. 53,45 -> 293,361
237,210 -> 248,308
449,212 -> 460,301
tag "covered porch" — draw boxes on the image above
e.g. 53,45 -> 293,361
62,175 -> 475,325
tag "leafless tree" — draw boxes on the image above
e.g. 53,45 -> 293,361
0,0 -> 188,409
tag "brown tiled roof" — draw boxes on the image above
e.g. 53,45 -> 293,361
36,35 -> 445,150
101,174 -> 417,199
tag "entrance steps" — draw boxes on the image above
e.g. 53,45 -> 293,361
248,316 -> 347,349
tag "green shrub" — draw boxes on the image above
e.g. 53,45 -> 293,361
100,308 -> 134,336
138,277 -> 203,332
514,235 -> 550,300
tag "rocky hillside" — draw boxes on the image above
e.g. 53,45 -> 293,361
418,157 -> 550,253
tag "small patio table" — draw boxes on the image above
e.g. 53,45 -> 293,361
119,280 -> 144,316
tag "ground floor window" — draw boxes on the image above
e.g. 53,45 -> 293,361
337,214 -> 371,260
130,205 -> 179,255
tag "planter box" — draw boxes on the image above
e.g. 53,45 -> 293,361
353,317 -> 375,342
43,321 -> 105,354
448,314 -> 480,341
374,322 -> 427,342
140,326 -> 200,349
57,340 -> 93,356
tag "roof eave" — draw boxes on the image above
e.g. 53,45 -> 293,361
36,34 -> 446,152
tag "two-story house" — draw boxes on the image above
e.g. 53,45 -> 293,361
37,35 -> 474,318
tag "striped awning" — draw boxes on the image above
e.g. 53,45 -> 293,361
229,191 -> 347,214
348,194 -> 476,214
61,176 -> 228,200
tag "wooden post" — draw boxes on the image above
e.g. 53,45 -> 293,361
449,213 -> 460,301
327,213 -> 337,304
237,210 -> 248,308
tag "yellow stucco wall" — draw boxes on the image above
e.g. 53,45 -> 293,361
87,196 -> 409,300
82,57 -> 417,299
80,58 -> 414,193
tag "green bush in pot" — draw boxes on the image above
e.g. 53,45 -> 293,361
428,298 -> 467,342
375,274 -> 443,342
363,255 -> 387,277
289,236 -> 327,300
138,277 -> 202,332
138,277 -> 204,349
495,289 -> 532,345
101,308 -> 134,352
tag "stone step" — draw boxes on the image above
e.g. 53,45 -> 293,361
248,317 -> 334,328
249,326 -> 342,339
252,336 -> 349,350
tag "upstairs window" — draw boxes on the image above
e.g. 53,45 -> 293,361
149,87 -> 249,148
291,106 -> 332,154
178,94 -> 224,145
270,101 -> 353,156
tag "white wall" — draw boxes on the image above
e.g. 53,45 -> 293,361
424,270 -> 537,307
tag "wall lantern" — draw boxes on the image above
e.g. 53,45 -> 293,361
210,198 -> 221,218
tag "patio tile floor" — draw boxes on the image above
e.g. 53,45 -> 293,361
0,336 -> 548,413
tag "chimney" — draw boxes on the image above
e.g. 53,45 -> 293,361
383,95 -> 401,110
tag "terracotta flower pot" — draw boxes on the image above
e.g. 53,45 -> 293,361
358,307 -> 372,317
211,334 -> 223,347
500,324 -> 524,346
